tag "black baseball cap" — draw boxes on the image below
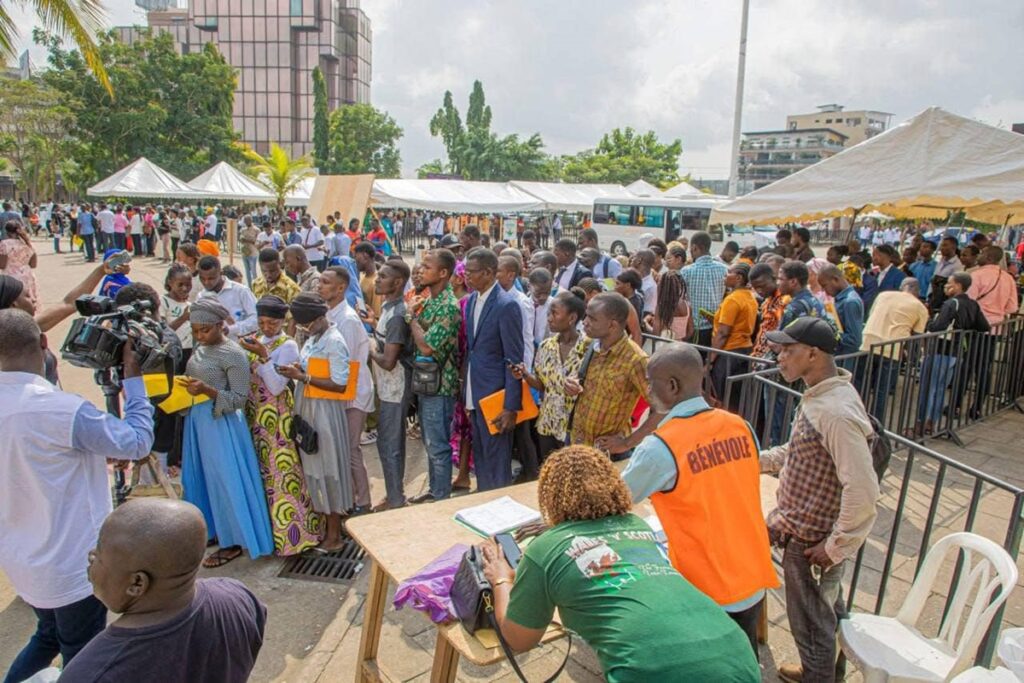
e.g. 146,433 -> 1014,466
765,317 -> 837,354
439,234 -> 461,248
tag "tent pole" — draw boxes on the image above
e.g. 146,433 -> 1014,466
842,207 -> 863,245
727,0 -> 750,200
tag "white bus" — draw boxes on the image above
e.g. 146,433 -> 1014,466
591,196 -> 767,255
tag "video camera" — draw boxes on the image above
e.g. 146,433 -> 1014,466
61,295 -> 170,373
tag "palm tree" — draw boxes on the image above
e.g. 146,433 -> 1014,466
1,0 -> 112,95
242,142 -> 314,214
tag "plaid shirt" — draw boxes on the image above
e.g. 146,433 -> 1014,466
761,371 -> 879,563
752,290 -> 788,358
680,256 -> 727,330
571,334 -> 649,445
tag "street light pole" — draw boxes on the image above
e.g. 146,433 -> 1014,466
727,0 -> 750,200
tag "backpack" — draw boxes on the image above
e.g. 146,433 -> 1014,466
866,413 -> 892,482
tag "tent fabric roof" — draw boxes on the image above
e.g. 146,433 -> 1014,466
508,181 -> 631,212
371,179 -> 544,213
662,181 -> 706,198
711,107 -> 1024,226
88,157 -> 209,199
625,179 -> 662,197
188,162 -> 275,201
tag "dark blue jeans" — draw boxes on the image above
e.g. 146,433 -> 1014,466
418,393 -> 455,500
80,233 -> 95,262
783,538 -> 847,683
4,594 -> 107,683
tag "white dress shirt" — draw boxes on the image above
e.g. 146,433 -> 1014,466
533,297 -> 552,346
197,278 -> 258,339
509,287 -> 535,369
557,259 -> 578,291
466,283 -> 498,407
300,226 -> 325,263
327,299 -> 376,413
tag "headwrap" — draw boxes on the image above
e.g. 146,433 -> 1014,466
0,274 -> 24,309
189,298 -> 231,325
289,292 -> 329,325
452,260 -> 467,286
256,295 -> 289,320
196,239 -> 220,258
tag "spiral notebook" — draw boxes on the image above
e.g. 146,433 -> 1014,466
454,496 -> 542,537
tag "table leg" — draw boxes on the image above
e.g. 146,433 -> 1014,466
430,631 -> 460,683
355,560 -> 389,683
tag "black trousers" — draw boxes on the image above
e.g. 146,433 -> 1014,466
728,597 -> 764,660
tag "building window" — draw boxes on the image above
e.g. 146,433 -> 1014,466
290,0 -> 302,16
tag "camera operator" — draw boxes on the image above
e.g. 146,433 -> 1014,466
0,309 -> 155,682
115,282 -> 186,476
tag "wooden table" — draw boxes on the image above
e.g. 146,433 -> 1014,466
347,476 -> 780,682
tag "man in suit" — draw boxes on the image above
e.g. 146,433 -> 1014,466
464,247 -> 525,490
861,244 -> 905,313
554,238 -> 594,291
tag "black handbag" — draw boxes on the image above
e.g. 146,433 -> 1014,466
411,352 -> 451,396
450,546 -> 570,683
288,414 -> 319,455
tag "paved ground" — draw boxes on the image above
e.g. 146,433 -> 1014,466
3,239 -> 1024,681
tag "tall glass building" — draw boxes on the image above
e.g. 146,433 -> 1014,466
116,0 -> 372,157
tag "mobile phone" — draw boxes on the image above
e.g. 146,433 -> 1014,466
274,364 -> 288,373
104,250 -> 133,270
495,533 -> 522,570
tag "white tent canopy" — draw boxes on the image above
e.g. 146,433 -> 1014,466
625,179 -> 662,197
88,157 -> 209,199
188,162 -> 275,202
286,176 -> 316,207
711,107 -> 1024,226
371,179 -> 544,213
509,181 -> 631,212
662,180 -> 705,198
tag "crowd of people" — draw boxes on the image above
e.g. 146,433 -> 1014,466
1,201 -> 1023,682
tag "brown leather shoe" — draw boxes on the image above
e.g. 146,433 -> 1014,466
777,662 -> 803,682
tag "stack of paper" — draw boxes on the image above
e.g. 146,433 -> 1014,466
454,496 -> 542,537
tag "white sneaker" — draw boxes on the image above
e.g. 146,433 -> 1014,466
360,430 -> 378,445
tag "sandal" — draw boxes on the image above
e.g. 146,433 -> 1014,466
202,546 -> 242,568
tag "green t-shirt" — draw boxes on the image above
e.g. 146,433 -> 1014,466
506,514 -> 759,683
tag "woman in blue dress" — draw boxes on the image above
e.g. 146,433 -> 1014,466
183,298 -> 274,567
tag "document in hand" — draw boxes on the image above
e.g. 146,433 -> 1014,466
454,496 -> 542,537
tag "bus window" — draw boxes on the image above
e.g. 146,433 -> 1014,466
666,209 -> 682,241
636,206 -> 665,229
594,203 -> 610,223
604,204 -> 635,226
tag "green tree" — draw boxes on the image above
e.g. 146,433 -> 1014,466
561,127 -> 682,186
326,103 -> 402,177
428,80 -> 550,181
3,0 -> 111,95
39,30 -> 240,188
311,66 -> 330,171
416,159 -> 446,178
242,142 -> 314,213
0,77 -> 76,199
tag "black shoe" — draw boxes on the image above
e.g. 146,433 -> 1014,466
408,492 -> 436,505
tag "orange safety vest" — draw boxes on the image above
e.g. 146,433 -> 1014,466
650,409 -> 779,605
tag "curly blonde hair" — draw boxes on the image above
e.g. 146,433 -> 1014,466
538,445 -> 633,526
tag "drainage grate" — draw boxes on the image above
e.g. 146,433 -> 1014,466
278,537 -> 366,584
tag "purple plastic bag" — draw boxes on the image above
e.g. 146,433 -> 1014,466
392,543 -> 470,624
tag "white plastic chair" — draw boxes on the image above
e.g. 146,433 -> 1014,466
839,532 -> 1019,682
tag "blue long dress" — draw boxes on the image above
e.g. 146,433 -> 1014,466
182,338 -> 274,558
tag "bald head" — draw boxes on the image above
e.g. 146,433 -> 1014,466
283,244 -> 310,272
648,342 -> 705,412
90,498 -> 208,614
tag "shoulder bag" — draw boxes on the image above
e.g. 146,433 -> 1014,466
451,546 -> 570,683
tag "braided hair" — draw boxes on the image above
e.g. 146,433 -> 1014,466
654,270 -> 688,331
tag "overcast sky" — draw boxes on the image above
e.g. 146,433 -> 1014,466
10,0 -> 1024,179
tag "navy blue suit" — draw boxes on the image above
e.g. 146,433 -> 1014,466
465,284 -> 525,490
862,266 -> 906,313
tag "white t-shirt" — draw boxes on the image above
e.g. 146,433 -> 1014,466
197,279 -> 258,338
641,274 -> 658,314
256,230 -> 281,250
97,209 -> 115,233
300,226 -> 325,262
130,213 -> 143,235
160,295 -> 193,349
205,213 -> 218,237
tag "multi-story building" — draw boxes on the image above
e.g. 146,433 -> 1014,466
115,0 -> 372,157
738,104 -> 891,189
738,128 -> 848,190
786,104 -> 892,146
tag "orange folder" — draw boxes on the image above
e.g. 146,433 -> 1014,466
303,357 -> 359,401
479,380 -> 539,435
